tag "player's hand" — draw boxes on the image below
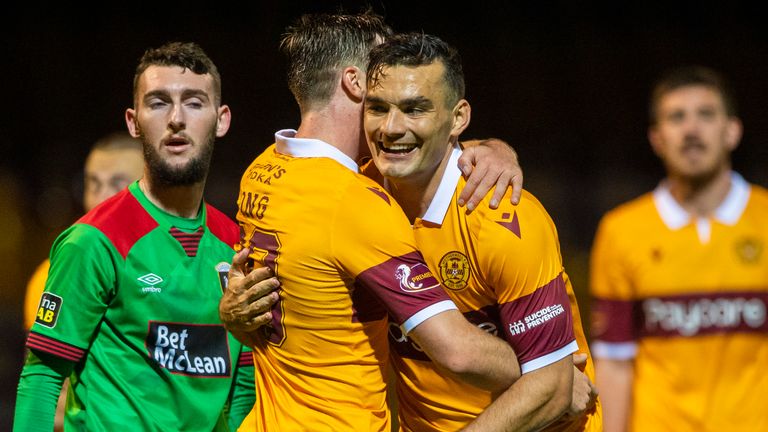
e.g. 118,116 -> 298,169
566,353 -> 599,418
219,248 -> 280,345
457,138 -> 523,212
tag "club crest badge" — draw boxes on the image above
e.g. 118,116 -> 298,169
735,237 -> 763,264
438,251 -> 470,291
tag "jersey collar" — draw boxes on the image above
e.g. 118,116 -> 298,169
653,171 -> 750,230
128,181 -> 205,230
274,129 -> 359,173
421,145 -> 463,225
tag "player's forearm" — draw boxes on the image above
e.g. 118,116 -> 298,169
596,358 -> 633,432
411,310 -> 520,393
14,351 -> 70,432
462,356 -> 573,432
453,328 -> 520,393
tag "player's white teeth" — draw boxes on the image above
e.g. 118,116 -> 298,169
379,141 -> 417,153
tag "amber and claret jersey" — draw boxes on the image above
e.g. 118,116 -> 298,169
590,173 -> 768,432
386,146 -> 601,432
236,130 -> 458,432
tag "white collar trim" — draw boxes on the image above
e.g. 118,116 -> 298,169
274,129 -> 359,173
422,145 -> 463,224
653,171 -> 750,230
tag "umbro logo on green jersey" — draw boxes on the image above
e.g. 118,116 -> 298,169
138,273 -> 164,293
138,273 -> 163,285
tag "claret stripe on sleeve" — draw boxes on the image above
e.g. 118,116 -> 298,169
26,332 -> 86,362
355,251 -> 452,326
499,272 -> 575,365
238,351 -> 254,367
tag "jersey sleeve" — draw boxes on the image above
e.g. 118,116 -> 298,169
26,223 -> 119,362
14,350 -> 73,432
331,179 -> 456,333
475,193 -> 576,373
589,211 -> 638,359
225,346 -> 256,430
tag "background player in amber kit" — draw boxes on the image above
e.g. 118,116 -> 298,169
589,65 -> 768,432
363,32 -> 600,432
14,42 -> 264,432
21,131 -> 144,432
222,13 -> 526,432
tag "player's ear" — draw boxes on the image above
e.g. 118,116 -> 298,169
450,99 -> 471,137
216,105 -> 231,138
125,108 -> 141,138
342,66 -> 365,102
648,126 -> 663,157
724,117 -> 742,152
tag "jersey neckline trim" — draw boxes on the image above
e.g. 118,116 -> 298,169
128,181 -> 205,230
419,145 -> 463,225
653,171 -> 750,230
274,129 -> 359,173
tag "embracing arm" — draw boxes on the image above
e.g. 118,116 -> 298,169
568,353 -> 600,419
408,309 -> 520,394
596,357 -> 633,432
14,350 -> 73,432
462,355 -> 573,432
458,138 -> 523,210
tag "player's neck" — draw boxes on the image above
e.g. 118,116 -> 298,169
667,166 -> 733,218
296,100 -> 364,161
139,176 -> 205,219
387,145 -> 454,223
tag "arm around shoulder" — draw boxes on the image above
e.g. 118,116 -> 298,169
407,309 -> 520,394
461,355 -> 574,432
458,138 -> 523,209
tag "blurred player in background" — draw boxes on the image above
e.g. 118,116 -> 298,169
24,131 -> 144,330
590,65 -> 768,432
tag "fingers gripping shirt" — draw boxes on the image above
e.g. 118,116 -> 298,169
236,131 -> 455,432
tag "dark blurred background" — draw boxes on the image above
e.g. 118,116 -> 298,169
3,1 -> 767,427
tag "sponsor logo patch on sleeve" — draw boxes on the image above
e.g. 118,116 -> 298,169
395,262 -> 441,293
35,292 -> 63,328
